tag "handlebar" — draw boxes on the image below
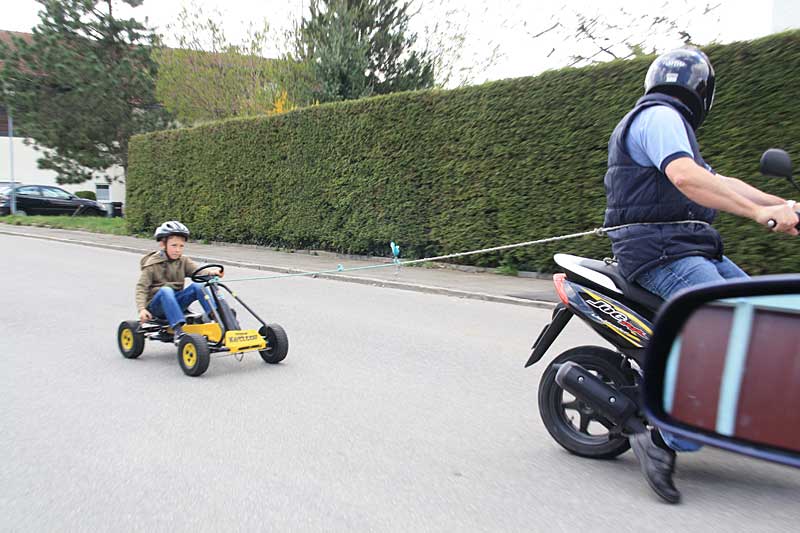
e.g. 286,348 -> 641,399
190,263 -> 225,282
766,212 -> 800,231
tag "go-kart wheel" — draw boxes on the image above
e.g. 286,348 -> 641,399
118,321 -> 145,359
177,334 -> 210,377
258,324 -> 289,364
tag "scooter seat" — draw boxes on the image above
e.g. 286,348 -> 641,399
578,258 -> 664,313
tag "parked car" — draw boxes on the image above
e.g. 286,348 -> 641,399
0,184 -> 107,216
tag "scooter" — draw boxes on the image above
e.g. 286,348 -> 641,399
525,253 -> 659,457
525,148 -> 800,458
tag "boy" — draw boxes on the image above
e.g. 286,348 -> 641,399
135,221 -> 222,341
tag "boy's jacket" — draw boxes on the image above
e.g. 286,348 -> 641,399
135,251 -> 200,311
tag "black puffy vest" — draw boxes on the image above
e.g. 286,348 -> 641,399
603,93 -> 723,281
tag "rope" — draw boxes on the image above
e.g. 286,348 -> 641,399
220,220 -> 711,283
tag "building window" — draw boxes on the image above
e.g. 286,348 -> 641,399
96,184 -> 110,201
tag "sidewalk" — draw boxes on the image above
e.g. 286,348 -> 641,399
0,223 -> 558,308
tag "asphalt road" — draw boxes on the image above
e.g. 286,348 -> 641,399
2,234 -> 799,531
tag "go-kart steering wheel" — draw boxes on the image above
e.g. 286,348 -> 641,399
190,263 -> 224,282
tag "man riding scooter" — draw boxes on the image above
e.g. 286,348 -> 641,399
603,47 -> 799,503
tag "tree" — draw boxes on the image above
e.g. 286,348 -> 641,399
293,0 -> 435,102
526,1 -> 722,68
153,5 -> 312,124
415,0 -> 503,88
0,0 -> 171,184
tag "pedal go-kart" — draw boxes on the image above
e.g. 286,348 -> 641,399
116,264 -> 289,376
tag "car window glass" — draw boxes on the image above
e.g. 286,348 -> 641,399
17,186 -> 41,195
42,187 -> 73,199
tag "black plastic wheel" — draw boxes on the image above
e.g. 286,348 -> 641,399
117,321 -> 145,359
538,346 -> 634,459
258,324 -> 289,364
177,334 -> 211,377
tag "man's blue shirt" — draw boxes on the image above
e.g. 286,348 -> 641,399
625,105 -> 713,174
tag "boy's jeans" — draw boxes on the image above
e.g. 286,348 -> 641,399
636,255 -> 749,452
147,283 -> 214,328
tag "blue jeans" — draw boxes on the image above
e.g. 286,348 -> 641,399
637,255 -> 749,452
637,255 -> 748,301
147,283 -> 214,328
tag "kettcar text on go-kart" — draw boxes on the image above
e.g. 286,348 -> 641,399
116,264 -> 288,376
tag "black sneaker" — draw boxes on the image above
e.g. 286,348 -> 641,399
172,325 -> 186,346
154,330 -> 174,343
630,430 -> 681,504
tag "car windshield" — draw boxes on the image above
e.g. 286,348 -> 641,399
42,187 -> 73,199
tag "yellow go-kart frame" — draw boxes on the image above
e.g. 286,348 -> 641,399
117,263 -> 289,376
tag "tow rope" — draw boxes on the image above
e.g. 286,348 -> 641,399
219,220 -> 711,283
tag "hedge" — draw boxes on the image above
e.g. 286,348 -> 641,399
128,30 -> 800,275
75,190 -> 97,200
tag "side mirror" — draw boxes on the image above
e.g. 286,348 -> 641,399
760,148 -> 799,192
760,148 -> 793,178
643,275 -> 800,468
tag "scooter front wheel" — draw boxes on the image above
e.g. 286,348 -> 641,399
538,346 -> 634,459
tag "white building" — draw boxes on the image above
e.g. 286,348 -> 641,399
0,106 -> 126,205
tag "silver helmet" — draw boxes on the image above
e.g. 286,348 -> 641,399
154,220 -> 190,241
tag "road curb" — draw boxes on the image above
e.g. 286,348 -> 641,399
0,228 -> 556,310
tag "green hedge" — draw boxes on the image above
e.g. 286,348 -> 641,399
128,31 -> 800,275
75,190 -> 97,200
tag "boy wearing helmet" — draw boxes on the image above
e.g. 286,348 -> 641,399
135,221 -> 222,340
604,48 -> 798,503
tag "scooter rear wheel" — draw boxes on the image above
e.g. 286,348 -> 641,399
538,346 -> 634,459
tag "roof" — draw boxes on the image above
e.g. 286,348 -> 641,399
0,30 -> 33,69
0,30 -> 33,47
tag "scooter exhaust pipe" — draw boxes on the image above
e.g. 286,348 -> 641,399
555,362 -> 638,428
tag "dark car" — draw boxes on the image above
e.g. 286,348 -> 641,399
0,184 -> 106,216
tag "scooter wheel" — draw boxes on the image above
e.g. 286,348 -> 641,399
258,324 -> 289,364
538,346 -> 634,459
118,321 -> 145,359
177,334 -> 210,377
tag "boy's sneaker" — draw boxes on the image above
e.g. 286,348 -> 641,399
154,330 -> 174,343
173,325 -> 186,346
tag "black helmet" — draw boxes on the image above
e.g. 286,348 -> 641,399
644,48 -> 715,129
154,220 -> 190,241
